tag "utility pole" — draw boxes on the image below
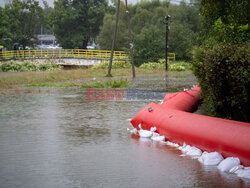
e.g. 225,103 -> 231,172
164,15 -> 171,71
107,0 -> 120,77
125,0 -> 135,78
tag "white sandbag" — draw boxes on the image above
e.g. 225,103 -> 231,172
178,143 -> 187,150
186,147 -> 202,157
217,157 -> 240,172
150,127 -> 157,132
151,135 -> 165,142
164,141 -> 179,147
237,169 -> 250,179
131,128 -> 138,134
198,152 -> 208,163
181,145 -> 191,153
173,143 -> 179,147
229,165 -> 244,174
139,129 -> 153,138
152,132 -> 159,137
127,128 -> 138,134
198,152 -> 223,165
139,137 -> 152,143
138,124 -> 153,138
166,141 -> 175,146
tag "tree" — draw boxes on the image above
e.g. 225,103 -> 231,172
4,0 -> 44,49
0,7 -> 11,48
51,0 -> 107,49
192,0 -> 249,122
133,25 -> 164,64
97,0 -> 201,63
97,2 -> 129,50
200,0 -> 249,41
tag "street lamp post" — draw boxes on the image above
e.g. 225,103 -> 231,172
164,15 -> 171,71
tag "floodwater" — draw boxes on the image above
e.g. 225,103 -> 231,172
0,73 -> 249,188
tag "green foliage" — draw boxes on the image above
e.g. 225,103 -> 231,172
97,3 -> 129,51
3,0 -> 44,49
192,0 -> 249,122
97,0 -> 201,63
192,43 -> 249,122
92,59 -> 190,71
0,61 -> 62,72
80,79 -> 130,88
92,61 -> 131,69
207,18 -> 249,45
26,79 -> 130,88
139,62 -> 164,70
0,7 -> 11,47
139,61 -> 190,71
133,25 -> 164,65
200,0 -> 248,36
51,0 -> 107,49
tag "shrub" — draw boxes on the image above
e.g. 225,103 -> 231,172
192,43 -> 249,122
92,61 -> 132,69
139,60 -> 189,71
139,62 -> 164,70
0,61 -> 62,72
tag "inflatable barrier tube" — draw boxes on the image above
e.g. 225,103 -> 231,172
131,86 -> 250,166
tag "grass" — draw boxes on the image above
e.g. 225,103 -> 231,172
0,68 -> 161,89
0,62 -> 192,89
25,79 -> 131,88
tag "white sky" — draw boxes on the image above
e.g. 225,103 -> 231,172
0,0 -> 143,7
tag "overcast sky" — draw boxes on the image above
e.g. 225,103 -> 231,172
0,0 -> 143,7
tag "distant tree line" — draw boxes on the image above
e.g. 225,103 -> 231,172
0,0 -> 44,49
0,0 -> 201,63
97,0 -> 201,64
0,0 -> 107,50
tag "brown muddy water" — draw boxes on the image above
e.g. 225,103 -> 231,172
0,73 -> 249,188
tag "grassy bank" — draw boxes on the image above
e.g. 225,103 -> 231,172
0,68 -> 165,89
25,79 -> 131,88
0,60 -> 192,89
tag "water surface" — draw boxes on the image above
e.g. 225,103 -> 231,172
0,73 -> 249,187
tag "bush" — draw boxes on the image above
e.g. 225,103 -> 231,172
0,61 -> 62,72
139,62 -> 164,70
139,60 -> 190,71
91,61 -> 132,69
192,43 -> 249,122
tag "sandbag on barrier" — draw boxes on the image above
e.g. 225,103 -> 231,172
131,86 -> 250,166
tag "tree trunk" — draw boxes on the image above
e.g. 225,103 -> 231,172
107,0 -> 120,77
125,0 -> 136,78
82,39 -> 88,49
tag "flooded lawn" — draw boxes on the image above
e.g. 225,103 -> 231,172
0,73 -> 249,187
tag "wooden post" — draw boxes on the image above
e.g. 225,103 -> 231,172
125,0 -> 135,78
164,15 -> 171,71
107,0 -> 120,77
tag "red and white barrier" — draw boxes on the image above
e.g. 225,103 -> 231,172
131,86 -> 250,166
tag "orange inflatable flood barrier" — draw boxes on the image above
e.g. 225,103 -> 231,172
131,86 -> 250,166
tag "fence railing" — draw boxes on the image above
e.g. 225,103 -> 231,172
0,49 -> 176,62
0,49 -> 128,60
168,53 -> 175,62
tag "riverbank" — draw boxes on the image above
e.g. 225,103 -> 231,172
0,68 -> 193,90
